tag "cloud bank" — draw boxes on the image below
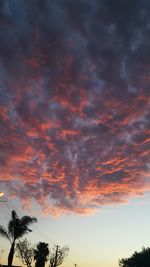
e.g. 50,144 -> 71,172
0,0 -> 150,216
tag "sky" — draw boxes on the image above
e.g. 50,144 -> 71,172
0,0 -> 150,266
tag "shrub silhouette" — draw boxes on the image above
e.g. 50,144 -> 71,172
119,247 -> 150,267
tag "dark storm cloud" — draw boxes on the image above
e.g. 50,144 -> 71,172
0,0 -> 149,216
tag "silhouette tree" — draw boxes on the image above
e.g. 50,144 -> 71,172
16,238 -> 34,267
34,242 -> 49,267
119,247 -> 150,267
0,210 -> 37,267
49,245 -> 69,267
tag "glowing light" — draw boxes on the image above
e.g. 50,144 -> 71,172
0,192 -> 4,197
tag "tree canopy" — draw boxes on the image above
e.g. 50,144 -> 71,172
0,210 -> 37,267
119,247 -> 150,267
34,242 -> 50,267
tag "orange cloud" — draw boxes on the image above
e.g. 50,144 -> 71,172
0,0 -> 150,216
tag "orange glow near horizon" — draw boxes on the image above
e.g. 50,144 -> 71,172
0,192 -> 4,197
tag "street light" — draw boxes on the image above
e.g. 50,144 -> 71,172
0,192 -> 4,197
0,192 -> 7,202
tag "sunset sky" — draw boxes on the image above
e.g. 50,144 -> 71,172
0,0 -> 150,266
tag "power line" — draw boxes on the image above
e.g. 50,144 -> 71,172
34,224 -> 58,246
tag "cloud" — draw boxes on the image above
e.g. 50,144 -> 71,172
0,0 -> 150,216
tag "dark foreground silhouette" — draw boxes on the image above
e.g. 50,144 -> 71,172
0,210 -> 69,267
119,247 -> 150,267
0,210 -> 149,267
0,210 -> 37,267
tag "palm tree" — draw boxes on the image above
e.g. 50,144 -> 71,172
0,210 -> 37,267
34,242 -> 49,267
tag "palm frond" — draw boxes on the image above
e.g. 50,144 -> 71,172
0,225 -> 11,242
8,215 -> 20,239
1,210 -> 37,241
8,220 -> 15,237
15,216 -> 37,239
20,216 -> 37,226
16,227 -> 32,239
11,210 -> 18,221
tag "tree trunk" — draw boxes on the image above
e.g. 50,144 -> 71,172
8,241 -> 15,267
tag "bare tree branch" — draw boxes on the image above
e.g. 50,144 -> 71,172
49,245 -> 69,267
16,238 -> 34,267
